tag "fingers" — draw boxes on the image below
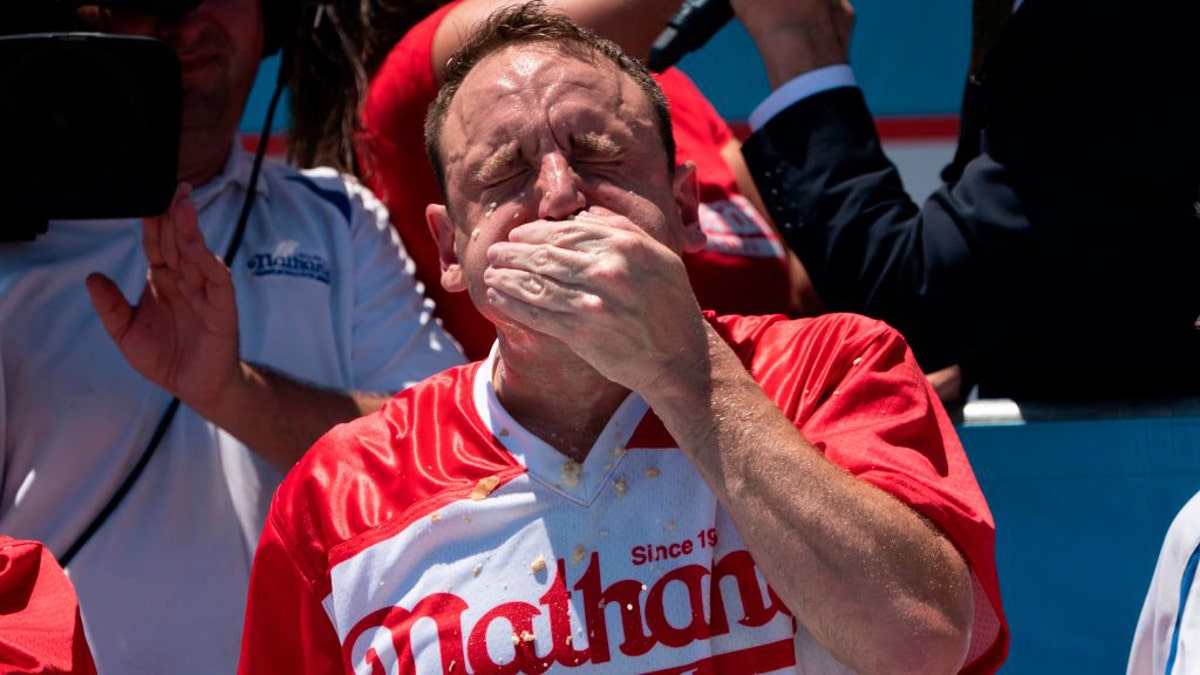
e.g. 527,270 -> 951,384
487,239 -> 592,286
85,272 -> 135,344
505,209 -> 636,246
143,183 -> 194,271
483,263 -> 597,313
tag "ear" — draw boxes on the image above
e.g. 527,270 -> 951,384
426,203 -> 466,292
672,161 -> 706,253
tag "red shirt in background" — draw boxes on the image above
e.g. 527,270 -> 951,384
0,537 -> 97,675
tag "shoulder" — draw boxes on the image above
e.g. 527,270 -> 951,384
262,162 -> 389,229
710,312 -> 898,361
709,312 -> 917,412
266,362 -> 514,575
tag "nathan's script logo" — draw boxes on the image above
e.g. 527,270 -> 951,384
246,240 -> 332,284
342,549 -> 792,674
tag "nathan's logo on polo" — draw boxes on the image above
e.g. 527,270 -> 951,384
341,549 -> 794,674
246,240 -> 332,284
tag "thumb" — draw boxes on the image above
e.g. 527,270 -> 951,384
85,273 -> 134,345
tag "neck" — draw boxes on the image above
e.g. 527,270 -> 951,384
177,128 -> 235,188
492,335 -> 629,464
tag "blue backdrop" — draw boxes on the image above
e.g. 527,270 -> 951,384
239,0 -> 971,133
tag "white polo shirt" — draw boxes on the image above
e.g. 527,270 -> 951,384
0,146 -> 464,675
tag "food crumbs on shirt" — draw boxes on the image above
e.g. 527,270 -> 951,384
449,661 -> 456,673
852,356 -> 864,366
430,513 -> 441,522
645,467 -> 660,478
471,228 -> 482,241
626,603 -> 633,611
613,475 -> 627,496
571,545 -> 587,564
470,475 -> 501,500
565,635 -> 573,645
562,459 -> 582,487
520,630 -> 536,644
530,553 -> 547,574
511,634 -> 521,646
603,463 -> 612,472
472,564 -> 482,578
498,427 -> 510,437
611,445 -> 625,457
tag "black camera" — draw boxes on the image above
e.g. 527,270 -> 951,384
0,1 -> 199,241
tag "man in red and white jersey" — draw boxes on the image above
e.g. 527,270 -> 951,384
239,4 -> 1008,673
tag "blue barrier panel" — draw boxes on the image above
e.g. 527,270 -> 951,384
960,410 -> 1200,673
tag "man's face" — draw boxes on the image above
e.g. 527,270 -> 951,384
106,0 -> 263,134
428,43 -> 702,327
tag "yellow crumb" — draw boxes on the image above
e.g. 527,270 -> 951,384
470,475 -> 501,500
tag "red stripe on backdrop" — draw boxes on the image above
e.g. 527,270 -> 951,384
240,133 -> 289,157
730,114 -> 960,144
250,115 -> 960,162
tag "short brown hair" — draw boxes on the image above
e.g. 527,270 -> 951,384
423,1 -> 675,199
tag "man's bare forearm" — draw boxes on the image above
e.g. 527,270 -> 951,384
731,0 -> 852,89
190,362 -> 390,472
639,327 -> 973,674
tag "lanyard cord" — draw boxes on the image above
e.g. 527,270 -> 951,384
60,52 -> 290,569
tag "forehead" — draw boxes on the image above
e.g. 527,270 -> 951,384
443,42 -> 655,155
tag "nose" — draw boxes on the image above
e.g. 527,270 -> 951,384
535,153 -> 586,220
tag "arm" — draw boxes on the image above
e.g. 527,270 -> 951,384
649,322 -> 974,675
431,0 -> 683,79
731,0 -> 854,88
735,0 -> 1200,373
483,208 -> 975,674
84,185 -> 393,472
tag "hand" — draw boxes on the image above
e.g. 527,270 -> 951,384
482,209 -> 709,393
86,183 -> 241,409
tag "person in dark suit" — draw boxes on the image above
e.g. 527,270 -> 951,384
732,0 -> 1200,401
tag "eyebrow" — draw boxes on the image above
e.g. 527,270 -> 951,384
574,131 -> 621,156
473,141 -> 521,182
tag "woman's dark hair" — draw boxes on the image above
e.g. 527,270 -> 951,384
287,0 -> 445,171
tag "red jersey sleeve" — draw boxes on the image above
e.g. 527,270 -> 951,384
238,511 -> 344,674
0,537 -> 96,675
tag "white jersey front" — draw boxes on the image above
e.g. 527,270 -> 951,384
0,146 -> 464,674
331,367 -> 801,673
